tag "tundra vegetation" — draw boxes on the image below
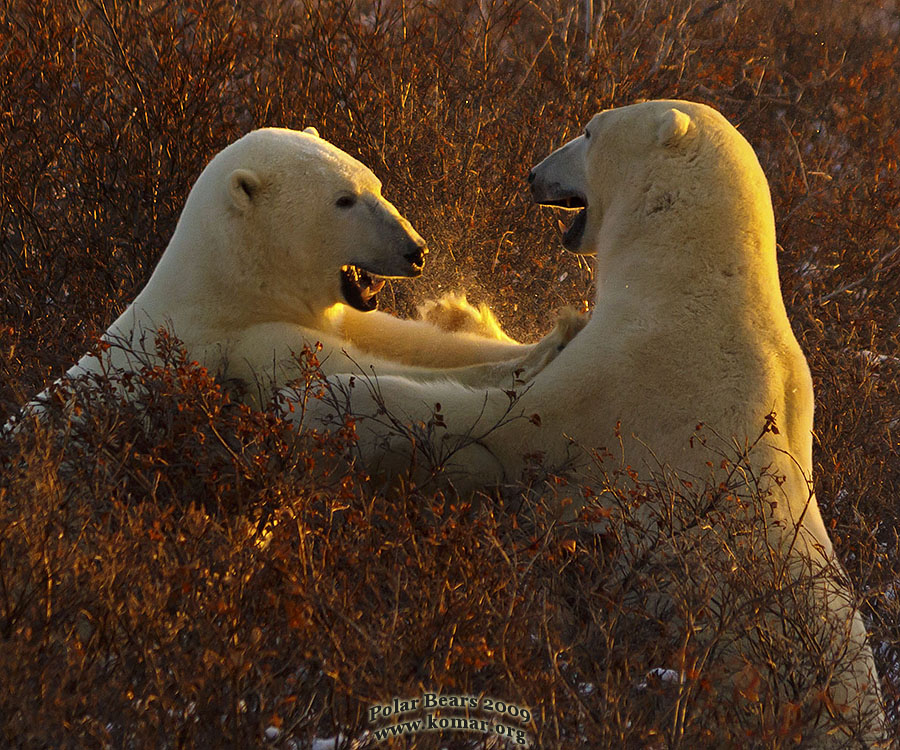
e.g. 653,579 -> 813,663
1,0 -> 898,747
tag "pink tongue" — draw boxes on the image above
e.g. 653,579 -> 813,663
363,279 -> 385,299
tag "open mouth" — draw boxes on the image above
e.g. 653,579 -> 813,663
340,265 -> 387,312
536,193 -> 588,252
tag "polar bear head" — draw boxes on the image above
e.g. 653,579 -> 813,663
528,100 -> 774,259
169,127 -> 427,322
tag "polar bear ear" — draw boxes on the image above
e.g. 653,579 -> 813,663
229,168 -> 261,212
303,126 -> 320,137
657,108 -> 693,148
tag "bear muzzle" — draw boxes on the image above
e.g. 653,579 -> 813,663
339,237 -> 428,312
528,174 -> 589,253
402,238 -> 427,276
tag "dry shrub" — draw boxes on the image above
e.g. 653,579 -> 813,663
1,377 -> 888,746
1,0 -> 899,746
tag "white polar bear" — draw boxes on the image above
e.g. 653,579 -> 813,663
22,127 -> 576,416
294,101 -> 885,742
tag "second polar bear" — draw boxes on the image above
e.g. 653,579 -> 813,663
37,127 -> 575,411
297,101 -> 885,742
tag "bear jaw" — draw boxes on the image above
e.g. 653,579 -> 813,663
530,188 -> 590,254
340,264 -> 386,312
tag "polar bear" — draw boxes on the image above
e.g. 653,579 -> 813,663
18,127 -> 577,420
293,101 -> 885,741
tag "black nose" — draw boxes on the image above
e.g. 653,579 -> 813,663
527,170 -> 536,184
404,241 -> 428,269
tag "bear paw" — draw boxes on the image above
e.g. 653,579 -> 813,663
417,293 -> 515,342
551,306 -> 590,348
512,307 -> 590,383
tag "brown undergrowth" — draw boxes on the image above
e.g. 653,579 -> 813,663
1,0 -> 898,746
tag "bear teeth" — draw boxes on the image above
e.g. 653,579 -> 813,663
340,264 -> 386,310
538,194 -> 588,210
558,195 -> 587,209
341,264 -> 375,286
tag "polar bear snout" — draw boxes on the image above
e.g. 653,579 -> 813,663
528,169 -> 589,253
382,214 -> 428,277
351,229 -> 427,282
374,199 -> 428,273
529,135 -> 588,199
402,239 -> 427,275
528,162 -> 587,211
530,181 -> 588,210
339,232 -> 426,312
530,137 -> 592,253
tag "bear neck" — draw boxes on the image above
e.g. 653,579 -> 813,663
133,205 -> 276,336
582,163 -> 814,487
141,220 -> 325,345
591,159 -> 789,332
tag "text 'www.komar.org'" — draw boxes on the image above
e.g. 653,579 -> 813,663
369,693 -> 532,746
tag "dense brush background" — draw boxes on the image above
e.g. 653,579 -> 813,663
1,0 -> 899,747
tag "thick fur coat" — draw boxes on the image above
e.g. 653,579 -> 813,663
55,127 -> 570,406
300,101 -> 885,742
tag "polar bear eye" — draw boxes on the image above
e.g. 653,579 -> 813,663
584,129 -> 591,139
335,195 -> 357,208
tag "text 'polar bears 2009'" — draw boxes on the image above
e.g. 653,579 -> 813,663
368,693 -> 532,745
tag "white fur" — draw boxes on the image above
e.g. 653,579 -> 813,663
41,127 -> 575,409
296,101 -> 885,741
